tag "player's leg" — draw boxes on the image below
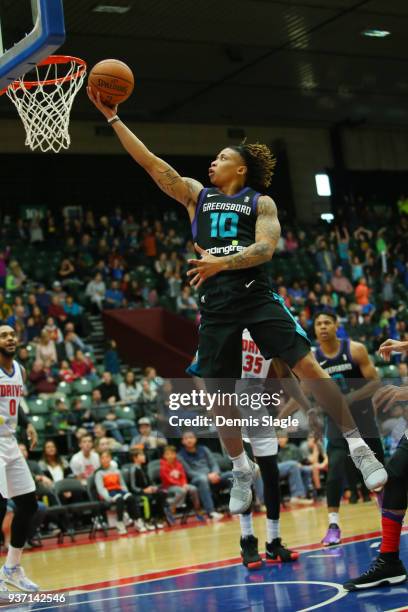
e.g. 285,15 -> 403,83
257,454 -> 299,563
192,317 -> 259,514
0,492 -> 38,591
344,433 -> 408,591
0,450 -> 38,592
291,353 -> 387,490
322,444 -> 347,546
249,304 -> 387,491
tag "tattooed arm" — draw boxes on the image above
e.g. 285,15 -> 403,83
187,196 -> 281,288
223,195 -> 280,270
87,87 -> 202,216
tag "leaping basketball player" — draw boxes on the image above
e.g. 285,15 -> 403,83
0,325 -> 39,593
344,337 -> 408,591
88,88 -> 387,515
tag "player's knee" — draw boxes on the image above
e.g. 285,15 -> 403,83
293,352 -> 323,378
13,491 -> 38,517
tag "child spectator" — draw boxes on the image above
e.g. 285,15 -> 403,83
104,339 -> 121,375
95,451 -> 145,534
159,445 -> 203,518
130,449 -> 167,528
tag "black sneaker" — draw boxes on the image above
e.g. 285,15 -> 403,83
240,535 -> 263,569
265,538 -> 299,563
343,556 -> 408,591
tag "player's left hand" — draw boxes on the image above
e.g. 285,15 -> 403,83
187,244 -> 226,288
372,384 -> 408,413
26,423 -> 38,450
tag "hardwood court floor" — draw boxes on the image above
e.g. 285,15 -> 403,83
7,500 -> 383,592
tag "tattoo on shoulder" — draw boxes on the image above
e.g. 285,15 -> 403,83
257,196 -> 277,217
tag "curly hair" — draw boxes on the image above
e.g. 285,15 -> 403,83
231,142 -> 277,191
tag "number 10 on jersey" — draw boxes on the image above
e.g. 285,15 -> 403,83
210,212 -> 239,238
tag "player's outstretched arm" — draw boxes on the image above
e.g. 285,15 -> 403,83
344,341 -> 381,405
87,87 -> 203,212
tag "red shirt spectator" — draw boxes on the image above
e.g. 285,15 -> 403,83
160,453 -> 187,489
71,350 -> 95,378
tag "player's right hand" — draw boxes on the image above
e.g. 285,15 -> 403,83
378,338 -> 408,362
86,86 -> 118,120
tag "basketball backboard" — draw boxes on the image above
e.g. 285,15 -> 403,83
0,0 -> 65,90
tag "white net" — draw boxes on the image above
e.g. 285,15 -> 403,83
6,56 -> 86,153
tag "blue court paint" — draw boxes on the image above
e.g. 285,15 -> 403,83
11,533 -> 408,611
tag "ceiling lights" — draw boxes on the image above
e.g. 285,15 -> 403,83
362,29 -> 390,38
93,4 -> 131,14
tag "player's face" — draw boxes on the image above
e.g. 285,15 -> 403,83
0,326 -> 17,357
208,148 -> 246,187
314,315 -> 337,342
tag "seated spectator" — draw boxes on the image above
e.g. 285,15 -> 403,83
97,371 -> 119,403
94,435 -> 123,454
59,359 -> 78,383
38,440 -> 72,483
159,445 -> 202,517
35,284 -> 51,314
58,258 -> 76,284
331,267 -> 353,295
143,366 -> 163,395
104,281 -> 125,309
277,434 -> 314,505
57,331 -> 81,363
35,329 -> 57,365
51,399 -> 76,435
95,450 -> 145,534
71,349 -> 96,379
63,295 -> 83,320
119,370 -> 141,403
102,407 -> 138,444
299,434 -> 327,497
129,449 -> 167,528
0,292 -> 12,322
177,286 -> 198,318
18,442 -> 58,506
29,359 -> 58,395
178,432 -> 231,519
0,252 -> 9,289
6,260 -> 26,292
48,295 -> 67,324
70,434 -> 100,485
43,316 -> 63,343
284,230 -> 298,253
85,272 -> 106,312
104,339 -> 121,375
131,417 -> 167,453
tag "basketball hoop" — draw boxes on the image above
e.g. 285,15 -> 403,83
2,55 -> 87,153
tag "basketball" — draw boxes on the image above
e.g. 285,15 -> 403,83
88,59 -> 134,107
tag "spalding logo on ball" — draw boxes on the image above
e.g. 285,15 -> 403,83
88,59 -> 134,107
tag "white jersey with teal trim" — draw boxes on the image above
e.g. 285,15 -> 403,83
241,329 -> 271,378
0,361 -> 24,436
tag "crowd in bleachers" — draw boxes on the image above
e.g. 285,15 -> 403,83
0,198 -> 406,545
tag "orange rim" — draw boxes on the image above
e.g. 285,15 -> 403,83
2,55 -> 87,93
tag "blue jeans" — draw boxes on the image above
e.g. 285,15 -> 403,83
191,472 -> 233,514
278,460 -> 307,498
103,419 -> 138,443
